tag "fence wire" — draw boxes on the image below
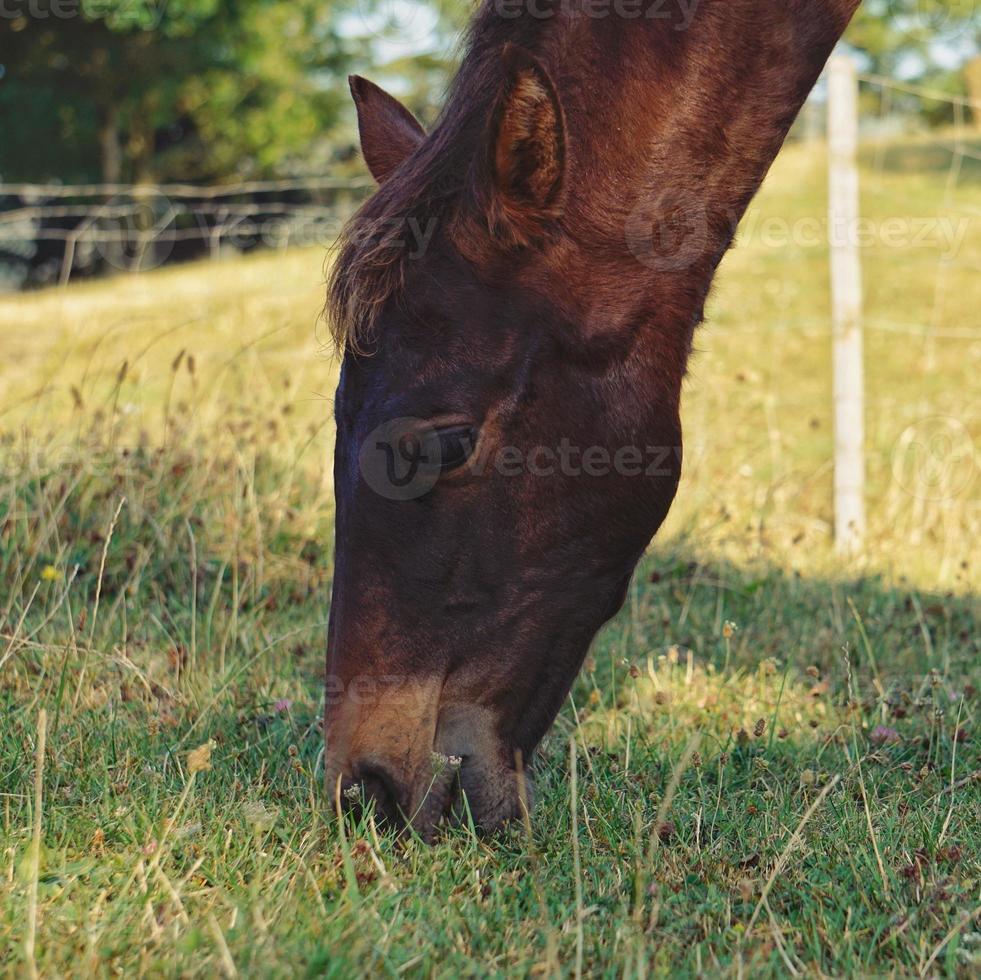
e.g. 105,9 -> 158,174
856,72 -> 981,346
0,176 -> 372,287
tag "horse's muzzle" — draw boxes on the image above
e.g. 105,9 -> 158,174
324,689 -> 526,841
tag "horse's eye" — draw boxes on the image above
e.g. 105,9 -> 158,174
434,425 -> 477,471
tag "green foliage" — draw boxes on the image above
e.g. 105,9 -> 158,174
0,0 -> 351,182
82,0 -> 221,35
846,0 -> 978,75
0,0 -> 977,184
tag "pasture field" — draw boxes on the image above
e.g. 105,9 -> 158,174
1,140 -> 979,977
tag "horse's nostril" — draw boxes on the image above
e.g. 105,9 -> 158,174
352,763 -> 403,826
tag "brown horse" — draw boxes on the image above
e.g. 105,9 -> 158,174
324,0 -> 862,839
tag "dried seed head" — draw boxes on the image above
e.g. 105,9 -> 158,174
187,741 -> 213,774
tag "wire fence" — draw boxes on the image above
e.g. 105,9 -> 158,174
825,64 -> 981,552
856,70 -> 981,340
0,63 -> 976,563
0,175 -> 372,288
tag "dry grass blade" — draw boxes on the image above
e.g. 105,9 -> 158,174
207,913 -> 239,978
746,775 -> 841,936
89,497 -> 126,643
569,735 -> 584,980
919,904 -> 981,978
25,709 -> 47,980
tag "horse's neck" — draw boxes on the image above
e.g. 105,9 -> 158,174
527,0 -> 860,335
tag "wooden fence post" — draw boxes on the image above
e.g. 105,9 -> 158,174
828,54 -> 866,555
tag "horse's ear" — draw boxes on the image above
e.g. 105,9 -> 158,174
349,75 -> 426,184
487,45 -> 566,246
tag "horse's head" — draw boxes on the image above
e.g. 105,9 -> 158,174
324,54 -> 683,837
323,1 -> 861,838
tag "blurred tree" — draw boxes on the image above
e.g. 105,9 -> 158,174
0,0 -> 977,185
966,56 -> 981,129
844,1 -> 978,129
846,0 -> 978,77
333,0 -> 468,125
0,0 -> 353,182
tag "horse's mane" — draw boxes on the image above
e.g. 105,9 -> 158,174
325,7 -> 548,353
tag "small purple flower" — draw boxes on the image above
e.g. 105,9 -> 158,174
870,725 -> 901,745
273,698 -> 293,713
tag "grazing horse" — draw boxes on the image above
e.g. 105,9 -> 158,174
324,0 -> 862,838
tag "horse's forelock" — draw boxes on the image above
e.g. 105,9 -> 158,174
326,7 -> 535,353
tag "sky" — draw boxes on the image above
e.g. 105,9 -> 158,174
337,1 -> 980,82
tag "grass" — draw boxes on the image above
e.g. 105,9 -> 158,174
0,138 -> 979,977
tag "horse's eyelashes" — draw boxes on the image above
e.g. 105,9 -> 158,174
435,425 -> 477,471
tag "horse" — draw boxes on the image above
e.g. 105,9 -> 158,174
324,0 -> 862,839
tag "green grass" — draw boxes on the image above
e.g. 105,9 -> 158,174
1,140 -> 979,977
